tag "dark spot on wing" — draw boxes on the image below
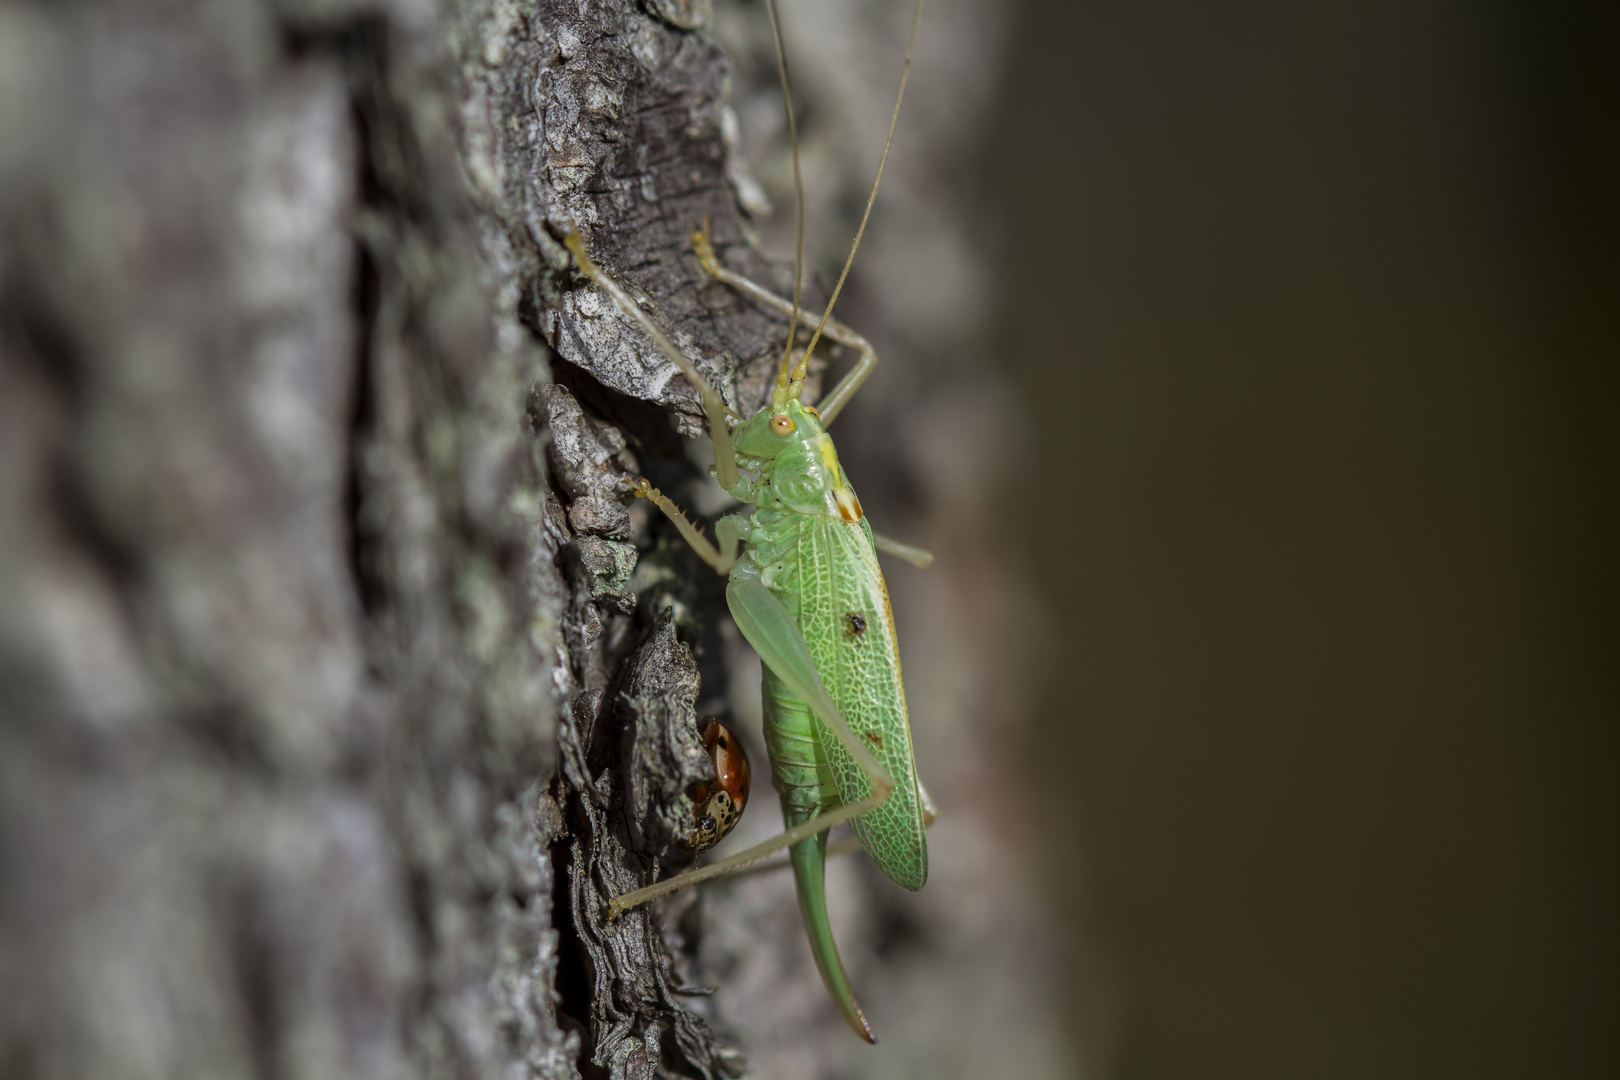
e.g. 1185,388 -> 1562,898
845,612 -> 867,636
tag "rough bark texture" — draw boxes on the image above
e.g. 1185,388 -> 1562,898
0,1 -> 1071,1078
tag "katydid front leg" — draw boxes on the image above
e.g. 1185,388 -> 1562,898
561,229 -> 742,488
691,226 -> 879,427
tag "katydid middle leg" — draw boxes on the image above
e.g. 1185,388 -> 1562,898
625,479 -> 742,575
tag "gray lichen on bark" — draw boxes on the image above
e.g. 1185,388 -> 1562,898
1,0 -> 575,1075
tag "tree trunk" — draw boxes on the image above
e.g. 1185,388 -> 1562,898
0,1 -> 1068,1078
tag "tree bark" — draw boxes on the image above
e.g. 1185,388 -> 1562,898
0,2 -> 1067,1079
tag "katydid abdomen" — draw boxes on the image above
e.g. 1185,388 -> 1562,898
744,501 -> 928,1040
760,670 -> 871,1038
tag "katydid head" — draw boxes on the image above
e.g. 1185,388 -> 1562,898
730,396 -> 825,460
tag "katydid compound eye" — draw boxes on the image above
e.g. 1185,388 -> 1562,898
769,413 -> 795,436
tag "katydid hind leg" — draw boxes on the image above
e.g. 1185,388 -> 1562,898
605,581 -> 901,919
744,788 -> 938,872
605,770 -> 891,918
725,579 -> 892,790
829,781 -> 936,859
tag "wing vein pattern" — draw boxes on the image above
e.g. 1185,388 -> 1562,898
778,515 -> 926,890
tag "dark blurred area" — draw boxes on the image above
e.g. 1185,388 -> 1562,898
989,2 -> 1618,1077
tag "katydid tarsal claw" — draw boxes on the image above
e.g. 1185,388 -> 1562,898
562,0 -> 932,1043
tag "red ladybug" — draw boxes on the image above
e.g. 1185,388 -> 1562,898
678,718 -> 751,853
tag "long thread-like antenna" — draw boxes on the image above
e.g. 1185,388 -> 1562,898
790,0 -> 924,396
765,0 -> 805,395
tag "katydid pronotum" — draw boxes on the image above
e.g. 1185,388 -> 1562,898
561,0 -> 933,1043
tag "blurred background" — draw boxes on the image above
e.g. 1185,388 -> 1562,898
991,2 -> 1618,1077
714,0 -> 1617,1074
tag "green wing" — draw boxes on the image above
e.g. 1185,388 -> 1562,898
734,519 -> 927,891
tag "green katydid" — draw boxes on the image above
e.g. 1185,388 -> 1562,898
561,0 -> 932,1042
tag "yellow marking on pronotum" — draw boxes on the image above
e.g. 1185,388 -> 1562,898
816,437 -> 865,522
